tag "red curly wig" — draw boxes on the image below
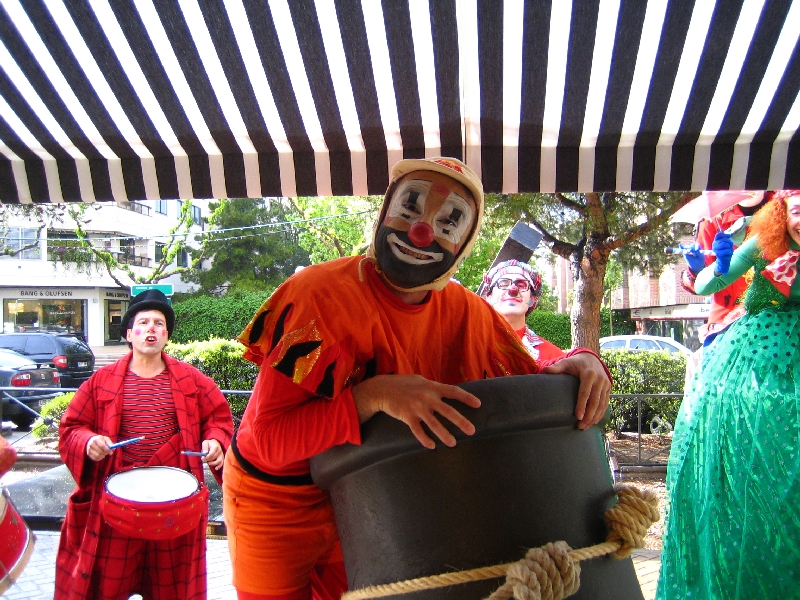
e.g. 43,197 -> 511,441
747,190 -> 800,261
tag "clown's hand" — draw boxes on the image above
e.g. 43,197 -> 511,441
682,243 -> 706,274
541,353 -> 611,430
352,374 -> 481,449
86,435 -> 114,461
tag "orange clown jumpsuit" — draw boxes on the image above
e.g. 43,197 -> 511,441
223,257 -> 597,600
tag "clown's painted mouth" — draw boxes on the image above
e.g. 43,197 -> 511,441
387,233 -> 443,264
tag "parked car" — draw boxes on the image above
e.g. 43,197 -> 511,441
0,332 -> 95,388
0,347 -> 62,428
599,334 -> 693,358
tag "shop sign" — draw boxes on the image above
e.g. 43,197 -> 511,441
131,284 -> 174,296
631,304 -> 711,320
105,290 -> 130,299
16,289 -> 79,298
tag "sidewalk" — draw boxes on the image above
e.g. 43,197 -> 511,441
1,531 -> 660,600
0,531 -> 236,600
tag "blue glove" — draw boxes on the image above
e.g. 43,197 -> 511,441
711,232 -> 734,275
682,243 -> 706,274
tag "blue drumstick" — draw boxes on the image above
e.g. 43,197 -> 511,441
108,436 -> 145,449
182,450 -> 209,457
664,247 -> 715,256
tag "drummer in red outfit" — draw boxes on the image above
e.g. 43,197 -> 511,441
481,259 -> 565,362
223,157 -> 612,600
55,290 -> 234,600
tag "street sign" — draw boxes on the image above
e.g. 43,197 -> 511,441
131,284 -> 174,297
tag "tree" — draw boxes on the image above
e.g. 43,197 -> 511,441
468,191 -> 699,351
288,196 -> 381,262
183,198 -> 310,296
1,203 -> 70,257
53,201 -> 205,289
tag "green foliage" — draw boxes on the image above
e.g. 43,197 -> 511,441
165,339 -> 259,423
291,196 -> 380,262
185,198 -> 309,295
600,350 -> 686,432
527,312 -> 572,349
171,291 -> 268,344
32,392 -> 75,438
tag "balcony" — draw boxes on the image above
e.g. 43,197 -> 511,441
48,248 -> 151,268
117,201 -> 151,216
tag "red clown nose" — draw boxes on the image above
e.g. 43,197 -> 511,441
408,222 -> 435,247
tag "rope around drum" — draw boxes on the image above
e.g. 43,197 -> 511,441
342,484 -> 660,600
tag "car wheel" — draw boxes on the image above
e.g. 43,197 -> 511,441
11,413 -> 35,430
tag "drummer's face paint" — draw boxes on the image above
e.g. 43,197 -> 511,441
126,310 -> 169,354
787,195 -> 800,247
376,171 -> 476,289
484,279 -> 533,323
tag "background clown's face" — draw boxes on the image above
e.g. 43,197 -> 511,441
375,170 -> 476,289
485,280 -> 534,322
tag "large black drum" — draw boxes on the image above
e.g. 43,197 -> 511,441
310,374 -> 644,600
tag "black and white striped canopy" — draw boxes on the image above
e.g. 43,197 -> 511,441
1,0 -> 799,204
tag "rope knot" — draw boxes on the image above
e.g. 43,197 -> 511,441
604,484 -> 660,558
487,541 -> 580,600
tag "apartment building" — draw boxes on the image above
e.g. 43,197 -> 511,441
1,199 -> 206,348
547,239 -> 710,351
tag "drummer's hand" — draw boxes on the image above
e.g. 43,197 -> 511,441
201,439 -> 224,471
86,435 -> 114,461
351,374 -> 481,450
541,353 -> 611,430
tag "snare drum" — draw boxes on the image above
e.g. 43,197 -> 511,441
101,466 -> 208,540
0,487 -> 35,595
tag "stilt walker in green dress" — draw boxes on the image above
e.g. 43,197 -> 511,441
656,190 -> 800,599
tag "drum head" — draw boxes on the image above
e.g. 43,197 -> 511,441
106,466 -> 198,503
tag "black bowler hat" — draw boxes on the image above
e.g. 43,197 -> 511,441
121,289 -> 175,337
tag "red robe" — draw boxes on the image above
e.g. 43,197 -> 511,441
55,353 -> 233,600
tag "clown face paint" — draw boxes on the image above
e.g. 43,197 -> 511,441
126,309 -> 169,356
376,170 -> 476,289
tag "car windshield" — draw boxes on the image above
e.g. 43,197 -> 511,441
601,340 -> 626,349
658,341 -> 682,354
0,335 -> 27,353
58,336 -> 92,354
0,351 -> 36,368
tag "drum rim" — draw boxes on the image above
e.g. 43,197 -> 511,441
104,465 -> 200,503
0,487 -> 35,595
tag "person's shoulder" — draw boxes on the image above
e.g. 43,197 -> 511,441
438,279 -> 492,309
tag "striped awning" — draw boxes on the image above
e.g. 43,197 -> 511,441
1,0 -> 799,204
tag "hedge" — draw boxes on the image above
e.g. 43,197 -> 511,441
171,291 -> 268,344
600,349 -> 686,433
165,339 -> 259,423
32,392 -> 74,438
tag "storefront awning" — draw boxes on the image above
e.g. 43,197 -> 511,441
1,0 -> 799,204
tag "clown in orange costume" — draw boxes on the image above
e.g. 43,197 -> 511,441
223,157 -> 612,600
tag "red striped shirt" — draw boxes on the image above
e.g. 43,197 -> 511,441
119,369 -> 179,464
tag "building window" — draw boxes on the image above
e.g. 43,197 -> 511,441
191,205 -> 203,229
119,238 -> 135,260
155,242 -> 166,263
177,248 -> 189,267
156,199 -> 168,215
1,227 -> 41,259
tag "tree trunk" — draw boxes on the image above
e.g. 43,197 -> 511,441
570,238 -> 609,352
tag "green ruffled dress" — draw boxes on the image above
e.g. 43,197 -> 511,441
656,236 -> 800,599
